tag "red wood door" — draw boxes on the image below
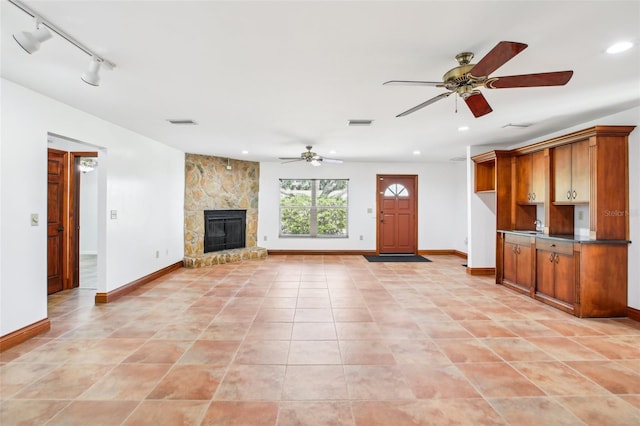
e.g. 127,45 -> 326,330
377,175 -> 417,254
47,149 -> 67,294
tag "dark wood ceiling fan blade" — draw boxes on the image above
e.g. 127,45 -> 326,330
469,41 -> 528,78
486,71 -> 574,88
464,92 -> 493,118
384,80 -> 445,87
396,92 -> 453,117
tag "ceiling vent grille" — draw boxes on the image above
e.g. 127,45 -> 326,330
167,119 -> 198,125
502,122 -> 532,129
348,119 -> 373,126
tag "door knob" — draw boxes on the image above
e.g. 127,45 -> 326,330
58,226 -> 64,232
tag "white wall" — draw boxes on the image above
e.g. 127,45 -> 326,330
0,79 -> 185,336
80,168 -> 99,255
466,106 -> 640,309
258,160 -> 467,252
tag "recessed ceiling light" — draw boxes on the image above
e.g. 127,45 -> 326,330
413,150 -> 421,155
606,41 -> 633,54
329,150 -> 337,154
241,150 -> 249,155
458,125 -> 469,132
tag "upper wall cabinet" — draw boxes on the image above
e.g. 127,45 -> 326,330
516,150 -> 546,204
552,140 -> 589,204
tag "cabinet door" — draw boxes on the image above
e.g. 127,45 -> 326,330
516,243 -> 533,289
536,250 -> 555,297
571,140 -> 589,203
553,252 -> 575,304
553,144 -> 572,202
503,242 -> 518,284
531,150 -> 545,203
516,154 -> 533,204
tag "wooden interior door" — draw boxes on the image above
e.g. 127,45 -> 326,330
377,175 -> 417,254
47,149 -> 67,294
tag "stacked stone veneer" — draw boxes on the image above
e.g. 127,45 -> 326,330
183,154 -> 267,267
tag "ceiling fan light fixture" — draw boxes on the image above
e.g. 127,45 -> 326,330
606,41 -> 633,54
13,18 -> 52,54
310,159 -> 322,166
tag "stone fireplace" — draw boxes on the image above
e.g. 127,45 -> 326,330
184,154 -> 266,267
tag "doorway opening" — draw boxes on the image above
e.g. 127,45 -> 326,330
47,134 -> 102,295
376,174 -> 418,255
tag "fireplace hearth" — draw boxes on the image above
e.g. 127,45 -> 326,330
204,210 -> 246,253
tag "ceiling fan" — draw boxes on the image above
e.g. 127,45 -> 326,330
279,146 -> 343,166
384,41 -> 574,118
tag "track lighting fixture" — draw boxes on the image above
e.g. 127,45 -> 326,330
8,0 -> 115,86
12,17 -> 52,54
81,57 -> 102,86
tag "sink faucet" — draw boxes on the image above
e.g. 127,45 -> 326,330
534,220 -> 542,232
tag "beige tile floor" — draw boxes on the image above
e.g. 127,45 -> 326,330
1,254 -> 640,425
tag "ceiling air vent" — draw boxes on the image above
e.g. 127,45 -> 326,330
348,119 -> 373,126
167,119 -> 198,125
502,122 -> 532,129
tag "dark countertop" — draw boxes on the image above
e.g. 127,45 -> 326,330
498,229 -> 631,244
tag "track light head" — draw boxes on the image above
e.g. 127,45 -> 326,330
13,19 -> 52,54
81,57 -> 102,86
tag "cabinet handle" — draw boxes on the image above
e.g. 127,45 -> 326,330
555,254 -> 560,264
573,190 -> 577,199
527,193 -> 531,201
512,246 -> 517,253
567,190 -> 572,200
549,253 -> 555,262
516,246 -> 521,254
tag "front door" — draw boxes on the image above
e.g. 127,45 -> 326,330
377,175 -> 417,254
47,149 -> 67,294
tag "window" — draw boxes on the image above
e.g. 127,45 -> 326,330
384,183 -> 409,197
279,179 -> 348,237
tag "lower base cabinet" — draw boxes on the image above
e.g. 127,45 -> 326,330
498,232 -> 628,318
535,240 -> 576,313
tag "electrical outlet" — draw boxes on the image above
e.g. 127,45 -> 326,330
110,210 -> 118,220
359,235 -> 363,240
264,235 -> 268,241
155,250 -> 159,258
578,211 -> 584,220
367,208 -> 373,214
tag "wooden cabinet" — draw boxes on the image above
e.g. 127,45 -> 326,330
535,239 -> 576,311
497,233 -> 629,318
516,151 -> 545,204
502,234 -> 533,294
553,139 -> 589,204
474,159 -> 496,192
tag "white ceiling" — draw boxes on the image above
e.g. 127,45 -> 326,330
2,1 -> 639,163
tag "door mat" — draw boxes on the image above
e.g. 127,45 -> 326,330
364,255 -> 431,263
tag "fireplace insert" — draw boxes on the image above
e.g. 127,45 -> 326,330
203,210 -> 246,253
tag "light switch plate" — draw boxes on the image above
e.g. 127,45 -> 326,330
110,210 -> 118,220
30,213 -> 39,226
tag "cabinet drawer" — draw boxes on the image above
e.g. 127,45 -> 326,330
535,239 -> 574,255
505,234 -> 533,246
